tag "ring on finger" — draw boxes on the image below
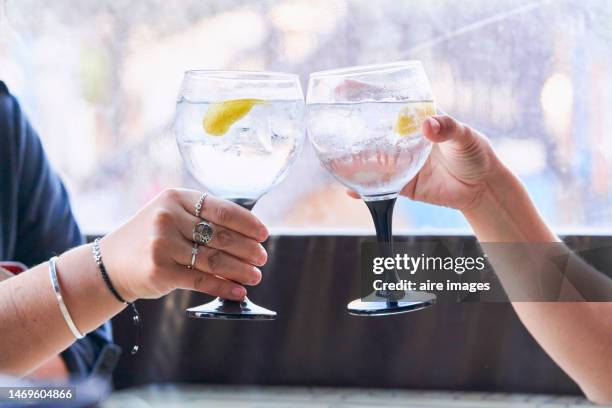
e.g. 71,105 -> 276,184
187,243 -> 199,269
193,221 -> 214,245
195,192 -> 208,218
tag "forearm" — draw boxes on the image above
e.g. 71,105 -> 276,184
0,244 -> 124,376
463,157 -> 557,243
463,158 -> 612,403
27,356 -> 69,380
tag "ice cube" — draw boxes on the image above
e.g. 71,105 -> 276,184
334,79 -> 392,101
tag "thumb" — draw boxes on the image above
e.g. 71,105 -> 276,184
423,115 -> 475,149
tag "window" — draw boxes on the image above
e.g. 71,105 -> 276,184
1,0 -> 611,234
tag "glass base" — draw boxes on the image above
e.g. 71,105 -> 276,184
347,291 -> 436,316
186,297 -> 277,320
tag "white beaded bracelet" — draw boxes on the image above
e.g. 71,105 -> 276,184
49,256 -> 84,339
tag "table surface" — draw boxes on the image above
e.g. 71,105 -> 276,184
103,385 -> 600,408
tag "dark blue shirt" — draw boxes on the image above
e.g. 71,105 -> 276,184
0,81 -> 114,377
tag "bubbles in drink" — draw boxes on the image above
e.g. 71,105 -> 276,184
308,101 -> 434,199
175,99 -> 305,200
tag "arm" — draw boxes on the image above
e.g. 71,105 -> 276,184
27,357 -> 69,380
396,115 -> 612,403
0,84 -> 267,376
0,267 -> 68,380
0,189 -> 268,376
0,83 -> 112,378
0,246 -> 122,376
464,152 -> 612,404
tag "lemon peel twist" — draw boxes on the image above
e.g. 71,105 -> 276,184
203,98 -> 266,136
394,102 -> 436,136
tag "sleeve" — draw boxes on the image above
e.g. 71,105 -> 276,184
0,82 -> 116,378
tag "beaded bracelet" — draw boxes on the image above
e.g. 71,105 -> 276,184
92,238 -> 141,354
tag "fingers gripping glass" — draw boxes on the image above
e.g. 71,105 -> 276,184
174,70 -> 306,320
306,61 -> 437,315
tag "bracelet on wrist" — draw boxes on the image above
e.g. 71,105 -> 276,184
92,238 -> 141,354
49,256 -> 85,340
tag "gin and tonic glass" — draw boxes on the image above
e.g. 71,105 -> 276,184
174,70 -> 305,319
306,61 -> 437,315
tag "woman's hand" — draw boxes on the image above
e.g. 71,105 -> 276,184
399,115 -> 499,211
99,189 -> 269,302
347,114 -> 502,212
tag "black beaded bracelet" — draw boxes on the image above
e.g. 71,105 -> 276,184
92,238 -> 141,354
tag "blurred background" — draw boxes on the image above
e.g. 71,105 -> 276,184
1,0 -> 611,235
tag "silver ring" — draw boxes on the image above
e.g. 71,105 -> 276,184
186,243 -> 199,269
193,221 -> 214,245
195,192 -> 208,218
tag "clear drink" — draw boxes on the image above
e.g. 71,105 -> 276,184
176,99 -> 304,200
175,70 -> 304,320
306,60 -> 437,316
308,100 -> 434,200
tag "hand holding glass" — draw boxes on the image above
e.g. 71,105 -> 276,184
174,71 -> 305,319
306,61 -> 437,315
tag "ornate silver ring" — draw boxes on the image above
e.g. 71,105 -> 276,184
193,221 -> 214,245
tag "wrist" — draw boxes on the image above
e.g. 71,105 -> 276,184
56,245 -> 126,334
96,237 -> 138,303
462,155 -> 519,221
461,156 -> 557,243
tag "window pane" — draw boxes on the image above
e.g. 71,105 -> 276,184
1,0 -> 611,233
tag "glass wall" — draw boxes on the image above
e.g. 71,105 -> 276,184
1,0 -> 611,234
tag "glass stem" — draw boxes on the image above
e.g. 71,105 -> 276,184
365,198 -> 403,301
231,198 -> 257,211
220,198 -> 259,303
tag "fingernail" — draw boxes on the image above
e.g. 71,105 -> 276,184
259,226 -> 269,241
257,245 -> 267,265
250,267 -> 262,285
231,286 -> 246,298
428,117 -> 440,134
